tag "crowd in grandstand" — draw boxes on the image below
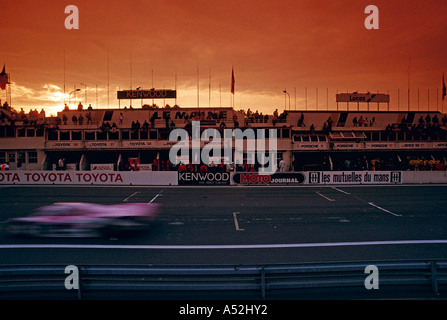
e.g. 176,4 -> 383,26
352,116 -> 376,127
116,157 -> 272,173
2,102 -> 447,173
380,114 -> 447,141
158,155 -> 447,172
3,101 -> 447,134
0,102 -> 45,127
297,153 -> 447,172
406,156 -> 447,171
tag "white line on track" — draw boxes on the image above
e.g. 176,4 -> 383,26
123,191 -> 140,202
1,240 -> 447,250
148,189 -> 164,204
331,187 -> 351,195
233,212 -> 244,231
368,202 -> 402,217
315,191 -> 335,202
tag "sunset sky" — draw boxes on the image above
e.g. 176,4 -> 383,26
1,0 -> 447,116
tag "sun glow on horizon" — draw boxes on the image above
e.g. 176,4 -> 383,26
6,82 -> 447,117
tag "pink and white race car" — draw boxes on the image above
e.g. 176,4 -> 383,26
2,202 -> 160,238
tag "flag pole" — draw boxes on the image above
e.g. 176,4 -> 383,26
174,68 -> 177,106
4,66 -> 6,107
8,75 -> 11,108
1,64 -> 6,106
231,66 -> 235,109
107,48 -> 110,109
151,68 -> 154,106
408,57 -> 411,111
209,69 -> 211,108
197,63 -> 200,110
64,45 -> 66,105
442,73 -> 446,113
129,40 -> 132,108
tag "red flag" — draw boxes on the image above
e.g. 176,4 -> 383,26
231,67 -> 235,95
0,65 -> 7,90
443,73 -> 446,100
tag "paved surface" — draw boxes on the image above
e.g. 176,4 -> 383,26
1,185 -> 447,266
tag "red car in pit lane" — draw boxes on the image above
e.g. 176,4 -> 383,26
1,202 -> 160,238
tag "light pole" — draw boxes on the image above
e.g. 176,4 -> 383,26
136,87 -> 142,107
80,83 -> 88,106
283,90 -> 291,110
69,88 -> 80,108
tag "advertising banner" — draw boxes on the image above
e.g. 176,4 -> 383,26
178,172 -> 231,185
293,142 -> 329,151
122,141 -> 155,148
117,89 -> 176,100
397,142 -> 429,149
0,171 -> 178,186
85,141 -> 119,149
336,93 -> 390,103
332,142 -> 362,150
90,164 -> 114,170
364,142 -> 396,149
232,172 -> 306,185
433,142 -> 447,149
308,171 -> 402,184
46,141 -> 82,149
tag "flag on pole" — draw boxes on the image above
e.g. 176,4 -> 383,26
443,73 -> 446,100
0,65 -> 8,90
231,67 -> 235,95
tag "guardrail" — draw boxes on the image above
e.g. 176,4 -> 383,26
0,260 -> 446,299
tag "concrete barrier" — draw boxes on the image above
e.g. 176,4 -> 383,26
1,170 -> 447,186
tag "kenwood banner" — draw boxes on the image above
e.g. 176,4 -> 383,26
117,89 -> 176,100
178,172 -> 230,185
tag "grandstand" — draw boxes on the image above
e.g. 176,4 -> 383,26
0,95 -> 447,174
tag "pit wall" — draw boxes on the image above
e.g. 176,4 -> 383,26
1,170 -> 447,186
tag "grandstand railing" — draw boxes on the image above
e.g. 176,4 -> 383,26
0,260 -> 446,299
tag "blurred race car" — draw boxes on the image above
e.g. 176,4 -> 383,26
2,202 -> 160,238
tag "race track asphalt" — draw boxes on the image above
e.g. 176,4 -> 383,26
1,184 -> 447,266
